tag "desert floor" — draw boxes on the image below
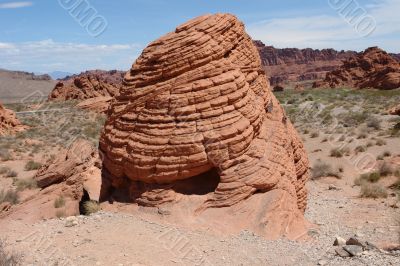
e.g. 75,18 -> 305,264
1,88 -> 400,265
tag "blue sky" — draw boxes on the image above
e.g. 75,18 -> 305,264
0,0 -> 399,73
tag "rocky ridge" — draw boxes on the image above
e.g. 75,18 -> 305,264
48,70 -> 123,101
314,47 -> 400,90
254,41 -> 356,86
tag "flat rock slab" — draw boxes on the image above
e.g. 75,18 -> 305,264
343,245 -> 363,257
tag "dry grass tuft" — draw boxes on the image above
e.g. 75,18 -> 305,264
360,183 -> 388,199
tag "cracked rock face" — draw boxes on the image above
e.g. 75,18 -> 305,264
99,14 -> 309,217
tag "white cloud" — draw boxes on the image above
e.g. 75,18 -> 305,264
247,0 -> 400,52
0,39 -> 142,73
0,1 -> 33,9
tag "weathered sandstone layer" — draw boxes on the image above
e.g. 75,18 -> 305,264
99,14 -> 310,238
49,70 -> 123,100
0,139 -> 101,221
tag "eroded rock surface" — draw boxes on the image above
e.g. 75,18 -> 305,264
389,104 -> 400,116
49,70 -> 123,101
0,103 -> 26,136
254,40 -> 355,86
76,96 -> 114,114
99,14 -> 310,238
314,47 -> 400,90
0,139 -> 101,221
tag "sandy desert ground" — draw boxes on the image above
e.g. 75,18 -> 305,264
1,88 -> 399,265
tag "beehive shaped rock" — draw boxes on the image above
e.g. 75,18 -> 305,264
99,14 -> 309,219
0,103 -> 26,136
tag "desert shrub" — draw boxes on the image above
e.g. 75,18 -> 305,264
357,132 -> 367,139
0,189 -> 19,205
375,139 -> 386,146
382,151 -> 392,157
14,178 -> 37,191
24,161 -> 42,171
360,183 -> 388,199
355,172 -> 381,184
355,145 -> 366,153
310,132 -> 319,138
389,127 -> 400,137
330,148 -> 343,158
339,111 -> 368,127
303,129 -> 310,134
366,141 -> 374,147
6,171 -> 17,178
311,161 -> 341,179
330,147 -> 350,158
0,149 -> 11,161
0,167 -> 11,175
321,137 -> 328,143
82,200 -> 101,215
366,117 -> 381,130
379,162 -> 395,177
54,196 -> 65,209
0,239 -> 22,266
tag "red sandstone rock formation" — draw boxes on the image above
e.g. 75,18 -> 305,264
0,139 -> 101,220
0,103 -> 26,136
76,96 -> 114,114
254,40 -> 355,86
48,70 -> 123,101
314,47 -> 400,90
99,14 -> 310,238
389,105 -> 400,116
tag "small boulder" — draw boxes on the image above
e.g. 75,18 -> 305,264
346,237 -> 367,248
343,245 -> 363,257
333,236 -> 346,246
65,216 -> 79,227
335,247 -> 351,257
